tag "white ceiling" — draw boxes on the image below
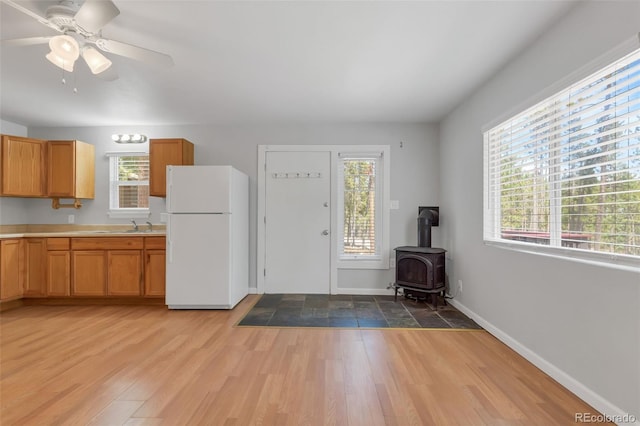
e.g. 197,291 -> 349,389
0,0 -> 577,128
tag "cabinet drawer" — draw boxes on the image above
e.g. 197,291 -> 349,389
47,238 -> 70,250
144,236 -> 166,250
71,237 -> 144,250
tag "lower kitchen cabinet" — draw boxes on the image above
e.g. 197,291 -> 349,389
72,249 -> 145,297
145,250 -> 166,296
47,238 -> 70,296
108,250 -> 142,296
71,237 -> 145,297
72,251 -> 106,296
144,236 -> 166,297
0,239 -> 24,301
24,238 -> 46,297
3,235 -> 165,302
48,251 -> 71,296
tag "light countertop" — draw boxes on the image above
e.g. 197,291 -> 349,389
0,225 -> 166,239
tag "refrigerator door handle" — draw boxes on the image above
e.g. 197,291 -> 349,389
167,214 -> 173,264
167,167 -> 172,212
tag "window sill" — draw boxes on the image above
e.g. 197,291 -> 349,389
108,210 -> 151,219
484,239 -> 640,273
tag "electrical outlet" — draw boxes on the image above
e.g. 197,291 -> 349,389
458,279 -> 463,293
67,214 -> 75,224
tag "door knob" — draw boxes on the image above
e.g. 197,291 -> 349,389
323,202 -> 329,207
322,230 -> 329,236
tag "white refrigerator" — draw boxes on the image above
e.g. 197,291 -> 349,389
165,165 -> 249,309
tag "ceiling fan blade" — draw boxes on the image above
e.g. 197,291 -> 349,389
74,0 -> 120,33
96,38 -> 174,68
1,36 -> 52,47
0,0 -> 61,32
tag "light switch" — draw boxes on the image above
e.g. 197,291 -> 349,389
390,200 -> 399,210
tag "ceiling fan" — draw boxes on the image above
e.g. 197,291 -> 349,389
1,0 -> 174,78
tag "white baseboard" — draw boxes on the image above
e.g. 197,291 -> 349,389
448,299 -> 639,426
251,287 -> 396,296
335,287 -> 396,296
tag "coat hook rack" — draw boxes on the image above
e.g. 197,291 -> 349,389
51,198 -> 82,209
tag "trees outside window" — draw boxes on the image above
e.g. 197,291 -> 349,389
109,153 -> 150,215
485,48 -> 640,260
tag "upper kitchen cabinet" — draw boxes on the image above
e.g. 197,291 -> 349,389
149,138 -> 194,197
0,135 -> 47,197
47,140 -> 95,203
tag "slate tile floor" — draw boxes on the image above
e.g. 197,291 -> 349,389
237,294 -> 482,329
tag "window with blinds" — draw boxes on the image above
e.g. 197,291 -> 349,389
338,154 -> 382,260
484,47 -> 640,263
109,153 -> 150,211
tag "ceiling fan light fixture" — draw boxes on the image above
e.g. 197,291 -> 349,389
46,50 -> 74,72
49,35 -> 80,61
82,46 -> 112,74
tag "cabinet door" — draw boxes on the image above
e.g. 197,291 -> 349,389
145,249 -> 166,297
149,139 -> 194,197
72,251 -> 106,296
47,141 -> 75,197
24,238 -> 46,297
47,251 -> 70,296
74,141 -> 95,199
48,140 -> 95,199
1,135 -> 47,197
0,239 -> 24,300
108,250 -> 142,296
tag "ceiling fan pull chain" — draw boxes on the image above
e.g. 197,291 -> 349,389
73,71 -> 78,94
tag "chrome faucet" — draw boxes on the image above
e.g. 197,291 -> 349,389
146,221 -> 153,232
131,219 -> 138,231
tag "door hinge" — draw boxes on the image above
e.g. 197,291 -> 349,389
264,216 -> 266,224
264,268 -> 266,276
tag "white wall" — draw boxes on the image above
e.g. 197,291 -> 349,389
25,123 -> 439,292
439,1 -> 639,421
0,119 -> 29,225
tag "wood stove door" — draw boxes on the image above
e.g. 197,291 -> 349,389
265,151 -> 331,293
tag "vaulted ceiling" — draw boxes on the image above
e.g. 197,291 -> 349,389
0,0 -> 577,128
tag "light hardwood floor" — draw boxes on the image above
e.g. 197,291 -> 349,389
1,295 -> 609,425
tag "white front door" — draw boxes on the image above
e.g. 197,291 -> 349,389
265,151 -> 331,294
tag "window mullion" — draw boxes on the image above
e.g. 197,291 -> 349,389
549,102 -> 563,247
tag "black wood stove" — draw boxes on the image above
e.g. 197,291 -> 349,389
392,207 -> 446,309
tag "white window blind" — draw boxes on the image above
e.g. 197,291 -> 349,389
338,153 -> 382,260
484,47 -> 640,262
108,152 -> 150,213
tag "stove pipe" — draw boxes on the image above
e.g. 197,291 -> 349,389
418,208 -> 439,248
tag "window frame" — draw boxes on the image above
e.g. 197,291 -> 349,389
337,153 -> 384,265
106,151 -> 151,219
335,147 -> 390,270
483,39 -> 640,273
